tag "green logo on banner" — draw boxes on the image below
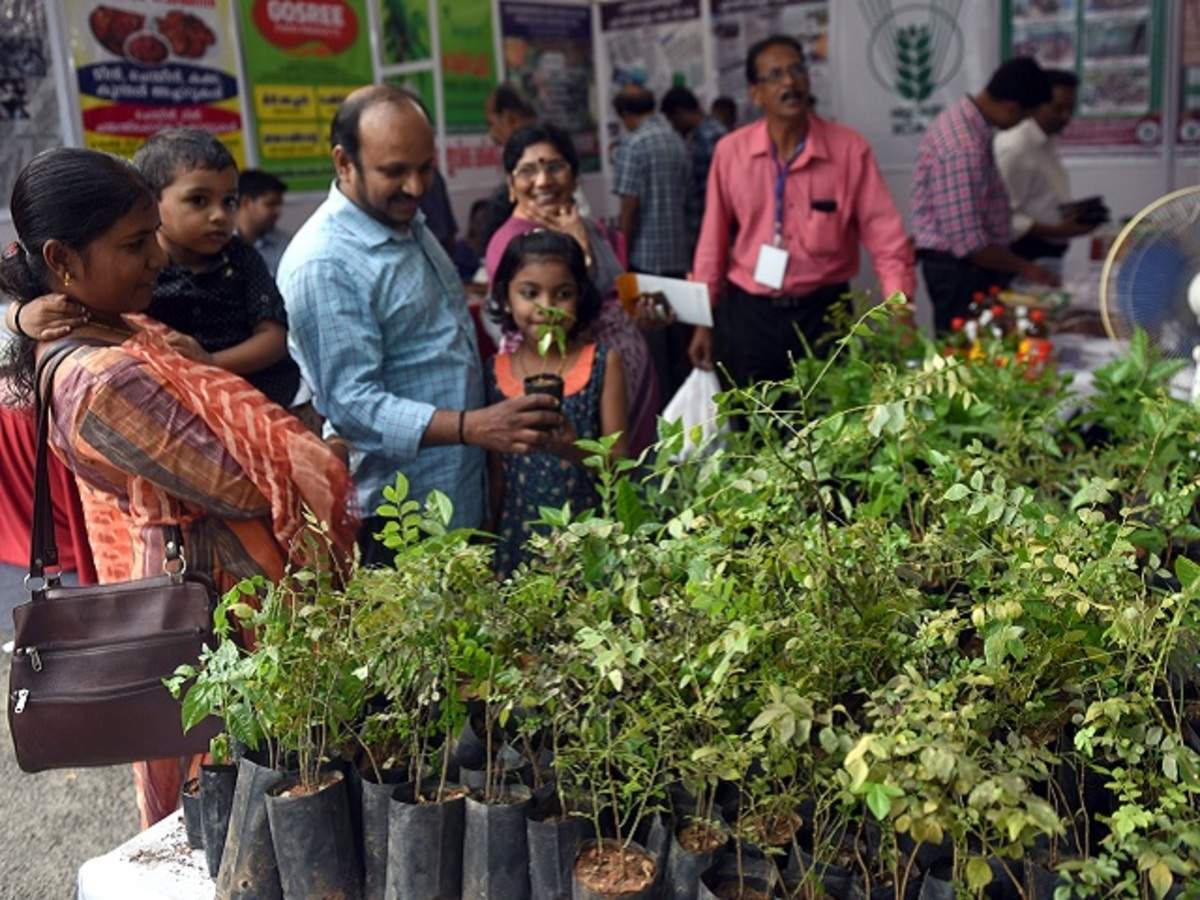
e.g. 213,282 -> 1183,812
864,2 -> 965,103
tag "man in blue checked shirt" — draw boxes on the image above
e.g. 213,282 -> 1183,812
278,85 -> 561,563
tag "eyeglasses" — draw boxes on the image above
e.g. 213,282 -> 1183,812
513,159 -> 571,181
755,63 -> 808,85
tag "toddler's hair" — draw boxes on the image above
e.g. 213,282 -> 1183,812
487,230 -> 602,338
132,127 -> 237,197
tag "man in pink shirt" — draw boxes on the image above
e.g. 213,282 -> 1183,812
689,35 -> 914,387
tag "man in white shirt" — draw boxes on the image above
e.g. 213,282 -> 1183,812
994,69 -> 1098,264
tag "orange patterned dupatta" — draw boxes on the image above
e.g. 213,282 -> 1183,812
123,316 -> 358,559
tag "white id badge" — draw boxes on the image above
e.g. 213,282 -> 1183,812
754,243 -> 789,290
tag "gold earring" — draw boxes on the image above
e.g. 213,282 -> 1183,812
508,188 -> 517,203
63,273 -> 73,286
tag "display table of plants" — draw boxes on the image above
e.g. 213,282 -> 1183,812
170,303 -> 1200,899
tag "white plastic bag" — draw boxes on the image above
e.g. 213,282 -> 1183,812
661,369 -> 725,459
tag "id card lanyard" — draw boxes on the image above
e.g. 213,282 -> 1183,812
770,138 -> 806,247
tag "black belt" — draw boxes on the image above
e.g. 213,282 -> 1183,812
734,282 -> 849,309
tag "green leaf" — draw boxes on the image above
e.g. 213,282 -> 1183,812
1175,556 -> 1200,589
1149,861 -> 1172,899
865,781 -> 900,821
942,484 -> 970,502
965,857 -> 992,891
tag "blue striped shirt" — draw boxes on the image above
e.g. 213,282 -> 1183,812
278,183 -> 486,528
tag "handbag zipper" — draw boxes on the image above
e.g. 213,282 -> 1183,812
17,627 -> 204,673
11,677 -> 170,714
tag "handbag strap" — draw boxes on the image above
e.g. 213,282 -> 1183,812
28,339 -> 184,594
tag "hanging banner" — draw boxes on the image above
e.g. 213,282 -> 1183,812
239,0 -> 374,191
600,0 -> 704,165
833,0 -> 998,168
500,0 -> 599,171
377,0 -> 430,65
1177,0 -> 1200,146
64,0 -> 244,164
711,0 -> 831,124
2,0 -> 64,210
440,0 -> 498,133
1001,0 -> 1166,150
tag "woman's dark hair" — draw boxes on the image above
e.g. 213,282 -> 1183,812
502,123 -> 579,177
487,230 -> 602,340
0,147 -> 154,404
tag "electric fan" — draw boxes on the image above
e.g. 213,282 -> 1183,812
1099,186 -> 1200,400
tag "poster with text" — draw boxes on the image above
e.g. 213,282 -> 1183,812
600,1 -> 705,109
240,0 -> 374,191
500,1 -> 599,171
65,0 -> 244,163
711,0 -> 830,125
1002,0 -> 1165,149
833,0 -> 997,168
2,0 -> 64,213
1177,0 -> 1200,146
439,0 -> 498,133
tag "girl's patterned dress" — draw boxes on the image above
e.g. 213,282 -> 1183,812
485,343 -> 607,575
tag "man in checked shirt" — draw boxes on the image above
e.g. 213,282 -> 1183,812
911,57 -> 1061,334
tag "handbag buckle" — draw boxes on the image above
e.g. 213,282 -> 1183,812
23,568 -> 61,594
163,545 -> 188,583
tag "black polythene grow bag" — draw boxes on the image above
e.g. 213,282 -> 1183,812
264,770 -> 363,900
215,753 -> 285,900
461,785 -> 532,899
199,763 -> 237,879
384,779 -> 466,900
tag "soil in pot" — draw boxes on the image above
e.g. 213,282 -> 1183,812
265,770 -> 362,900
668,818 -> 728,900
573,839 -> 658,900
524,373 -> 564,406
527,795 -> 590,900
215,753 -> 286,900
359,768 -> 405,900
385,779 -> 468,900
462,784 -> 532,899
199,763 -> 237,878
181,778 -> 205,851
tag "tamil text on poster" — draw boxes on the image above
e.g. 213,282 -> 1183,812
65,0 -> 244,163
239,0 -> 374,191
2,0 -> 64,211
500,1 -> 599,170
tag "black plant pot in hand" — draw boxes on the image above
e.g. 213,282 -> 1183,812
524,373 -> 565,406
199,763 -> 237,879
385,779 -> 467,900
216,754 -> 285,900
181,778 -> 204,851
358,768 -> 405,900
265,770 -> 363,900
462,785 -> 533,899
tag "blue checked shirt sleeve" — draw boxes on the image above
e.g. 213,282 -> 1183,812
613,138 -> 646,198
925,150 -> 992,258
284,259 -> 435,464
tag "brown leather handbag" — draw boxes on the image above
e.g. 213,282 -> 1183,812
8,340 -> 220,772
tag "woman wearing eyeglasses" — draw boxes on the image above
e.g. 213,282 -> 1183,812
485,123 -> 661,455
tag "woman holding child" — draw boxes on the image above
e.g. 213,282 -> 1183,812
0,147 -> 355,826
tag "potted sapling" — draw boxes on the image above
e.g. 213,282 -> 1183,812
523,302 -> 571,406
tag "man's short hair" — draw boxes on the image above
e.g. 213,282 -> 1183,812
661,86 -> 701,117
613,87 -> 656,117
745,35 -> 806,85
491,83 -> 536,120
238,169 -> 287,200
131,128 -> 236,197
712,96 -> 737,117
987,57 -> 1052,109
329,84 -> 424,168
1045,68 -> 1080,92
